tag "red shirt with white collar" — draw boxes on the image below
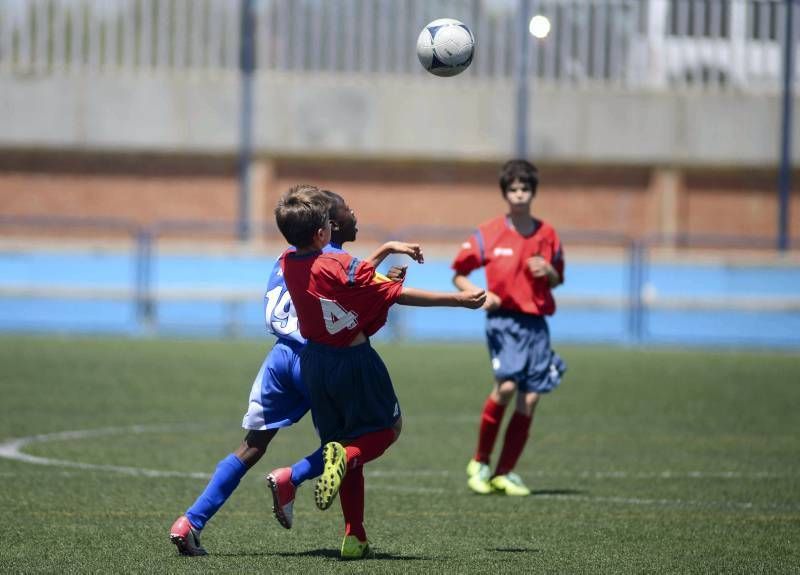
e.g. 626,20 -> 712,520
451,215 -> 564,316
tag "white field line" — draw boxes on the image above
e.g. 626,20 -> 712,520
1,426 -> 798,511
0,425 -> 791,481
365,469 -> 792,480
0,425 -> 212,480
536,494 -> 800,512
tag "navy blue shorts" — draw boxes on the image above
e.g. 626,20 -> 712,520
300,340 -> 401,444
485,311 -> 566,393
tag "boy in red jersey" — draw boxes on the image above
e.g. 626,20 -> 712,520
452,159 -> 566,497
275,184 -> 485,559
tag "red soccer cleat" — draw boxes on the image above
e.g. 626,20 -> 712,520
169,515 -> 207,556
265,467 -> 296,529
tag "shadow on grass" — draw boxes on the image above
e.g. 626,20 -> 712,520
489,547 -> 541,554
217,548 -> 433,561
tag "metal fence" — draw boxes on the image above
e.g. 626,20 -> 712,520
0,0 -> 795,91
1,216 -> 799,346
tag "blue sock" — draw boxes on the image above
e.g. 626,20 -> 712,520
185,454 -> 247,530
290,446 -> 324,487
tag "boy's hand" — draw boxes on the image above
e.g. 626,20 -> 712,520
482,291 -> 502,311
459,289 -> 487,309
527,256 -> 553,278
527,256 -> 560,286
386,265 -> 408,281
386,241 -> 424,264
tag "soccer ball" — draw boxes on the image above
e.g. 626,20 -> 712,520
416,18 -> 475,77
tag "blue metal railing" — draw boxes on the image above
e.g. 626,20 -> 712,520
1,215 -> 798,345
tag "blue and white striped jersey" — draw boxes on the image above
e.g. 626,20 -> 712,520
263,243 -> 345,344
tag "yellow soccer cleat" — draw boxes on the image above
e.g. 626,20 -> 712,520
314,442 -> 346,510
465,458 -> 484,477
490,472 -> 531,496
466,459 -> 493,495
340,535 -> 374,560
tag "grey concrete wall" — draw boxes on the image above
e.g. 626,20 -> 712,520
0,72 -> 794,167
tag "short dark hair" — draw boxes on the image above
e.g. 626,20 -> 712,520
321,189 -> 345,220
274,184 -> 330,248
498,159 -> 539,196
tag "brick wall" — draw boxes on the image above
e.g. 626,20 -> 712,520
0,152 -> 797,245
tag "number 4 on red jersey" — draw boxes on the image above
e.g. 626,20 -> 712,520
320,298 -> 358,334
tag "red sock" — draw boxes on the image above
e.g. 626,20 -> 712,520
474,397 -> 506,464
494,411 -> 533,476
340,465 -> 366,542
344,428 -> 396,470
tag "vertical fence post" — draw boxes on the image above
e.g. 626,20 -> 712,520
238,0 -> 256,242
779,0 -> 795,252
135,228 -> 155,333
627,239 -> 646,344
515,0 -> 530,158
225,300 -> 242,339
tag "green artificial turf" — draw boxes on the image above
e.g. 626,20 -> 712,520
0,336 -> 797,573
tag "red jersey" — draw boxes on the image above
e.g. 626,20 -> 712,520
451,215 -> 564,316
280,249 -> 404,347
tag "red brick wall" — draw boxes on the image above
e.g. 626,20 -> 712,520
682,170 -> 794,238
270,160 -> 655,239
0,173 -> 236,223
0,152 -> 237,240
0,152 -> 797,245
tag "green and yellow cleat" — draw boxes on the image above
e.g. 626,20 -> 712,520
465,458 -> 484,477
340,535 -> 374,560
314,441 -> 346,510
490,472 -> 531,496
466,459 -> 494,495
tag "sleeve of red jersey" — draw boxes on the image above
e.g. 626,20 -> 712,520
451,232 -> 483,275
346,258 -> 404,303
551,232 -> 565,283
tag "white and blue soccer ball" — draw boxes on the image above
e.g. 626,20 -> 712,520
416,18 -> 475,77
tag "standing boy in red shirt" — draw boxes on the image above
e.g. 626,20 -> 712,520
275,184 -> 485,559
452,159 -> 566,496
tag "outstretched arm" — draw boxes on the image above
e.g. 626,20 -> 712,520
397,286 -> 486,309
452,272 -> 480,292
367,241 -> 425,268
453,272 -> 501,311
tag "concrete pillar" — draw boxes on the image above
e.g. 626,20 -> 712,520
248,158 -> 274,245
648,167 -> 684,247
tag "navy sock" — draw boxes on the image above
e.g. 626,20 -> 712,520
185,454 -> 247,530
290,446 -> 323,487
